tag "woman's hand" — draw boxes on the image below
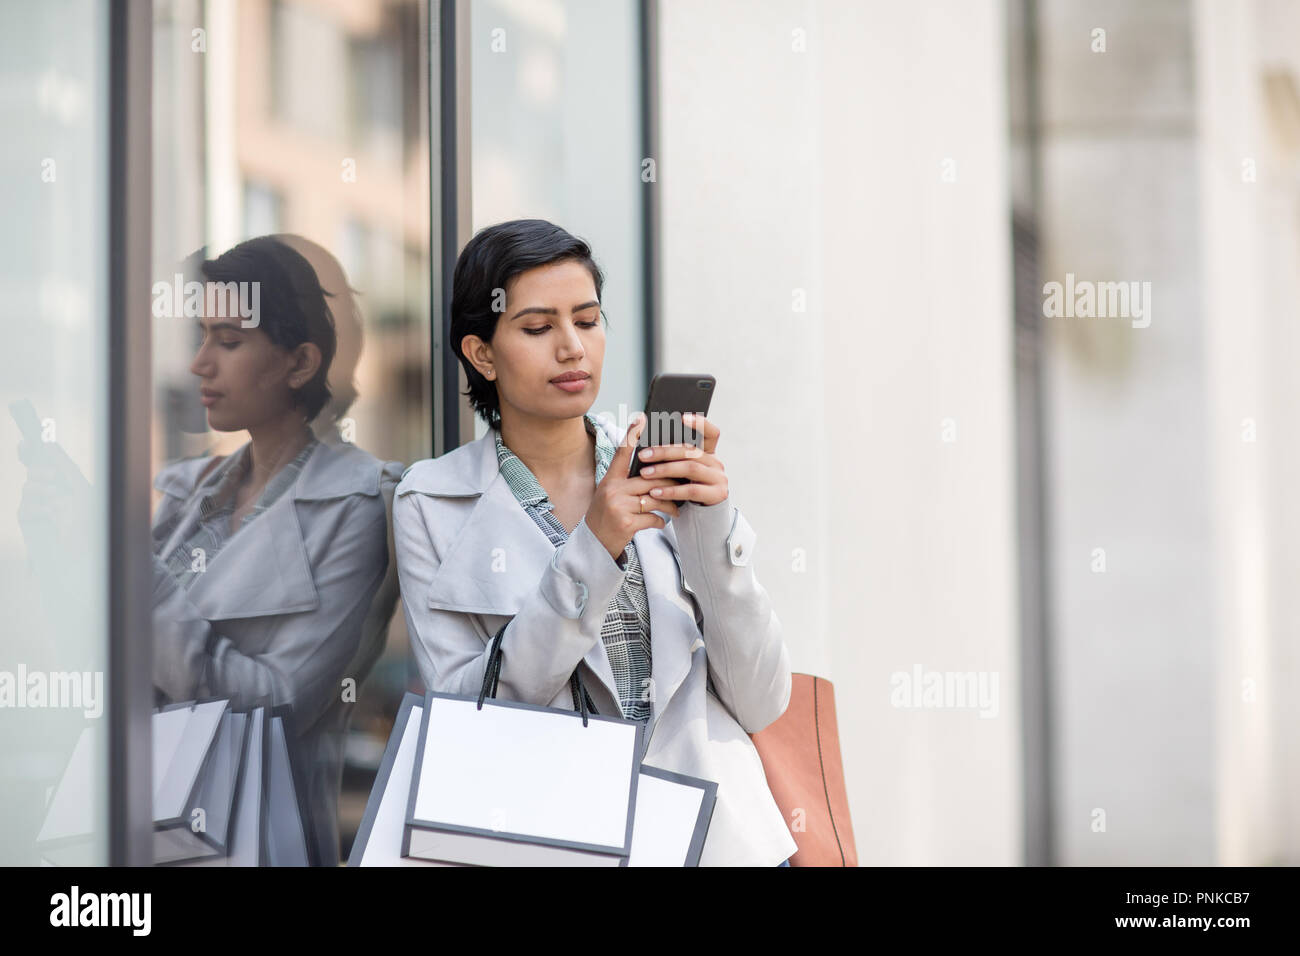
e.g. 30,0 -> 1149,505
585,414 -> 682,562
16,439 -> 94,543
636,412 -> 729,507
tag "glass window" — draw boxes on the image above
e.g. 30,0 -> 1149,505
470,0 -> 648,437
0,0 -> 111,865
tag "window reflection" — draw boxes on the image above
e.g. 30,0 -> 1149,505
151,0 -> 432,865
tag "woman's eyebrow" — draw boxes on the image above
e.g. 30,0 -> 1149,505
197,320 -> 247,333
509,300 -> 600,321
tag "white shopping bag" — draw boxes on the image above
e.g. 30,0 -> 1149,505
401,624 -> 642,866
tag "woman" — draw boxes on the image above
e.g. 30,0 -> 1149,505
150,236 -> 402,866
393,219 -> 798,866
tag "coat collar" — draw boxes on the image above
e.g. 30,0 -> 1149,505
409,413 -> 624,615
155,435 -> 390,504
155,438 -> 390,621
400,413 -> 695,723
398,411 -> 623,498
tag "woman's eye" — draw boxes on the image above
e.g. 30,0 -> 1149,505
219,340 -> 240,349
523,319 -> 597,335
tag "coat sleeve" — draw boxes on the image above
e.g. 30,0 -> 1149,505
339,462 -> 405,691
669,495 -> 792,733
393,486 -> 627,707
151,490 -> 391,734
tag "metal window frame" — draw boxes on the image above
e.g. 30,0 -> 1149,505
1011,0 -> 1055,868
639,0 -> 662,383
108,0 -> 154,867
435,0 -> 473,455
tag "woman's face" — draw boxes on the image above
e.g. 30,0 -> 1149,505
466,259 -> 605,424
190,293 -> 317,432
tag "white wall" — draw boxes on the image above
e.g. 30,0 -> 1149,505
656,0 -> 1022,865
1196,0 -> 1300,865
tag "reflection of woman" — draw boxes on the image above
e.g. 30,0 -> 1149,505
393,220 -> 799,866
150,236 -> 401,866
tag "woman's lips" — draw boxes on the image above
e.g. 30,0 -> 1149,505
550,377 -> 589,393
199,390 -> 221,407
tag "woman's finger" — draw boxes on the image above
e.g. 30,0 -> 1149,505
634,442 -> 706,465
681,413 -> 719,454
607,413 -> 648,484
647,479 -> 727,507
637,458 -> 721,484
623,474 -> 686,496
632,495 -> 679,518
627,511 -> 670,533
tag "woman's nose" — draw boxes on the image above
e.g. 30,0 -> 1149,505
557,323 -> 584,359
189,343 -> 211,378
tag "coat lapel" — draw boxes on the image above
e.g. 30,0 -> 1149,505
161,438 -> 388,623
421,432 -> 624,710
424,471 -> 557,616
186,489 -> 319,620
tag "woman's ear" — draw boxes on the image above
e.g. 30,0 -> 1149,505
461,334 -> 496,381
288,342 -> 323,389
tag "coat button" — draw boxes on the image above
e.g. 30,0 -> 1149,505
733,544 -> 743,558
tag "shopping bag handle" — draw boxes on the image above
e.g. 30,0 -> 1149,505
477,620 -> 598,726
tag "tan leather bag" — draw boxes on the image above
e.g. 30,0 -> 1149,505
749,674 -> 858,866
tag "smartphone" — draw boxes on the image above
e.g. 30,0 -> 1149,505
627,373 -> 716,480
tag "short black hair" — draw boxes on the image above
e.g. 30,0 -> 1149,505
201,236 -> 337,421
450,219 -> 605,429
